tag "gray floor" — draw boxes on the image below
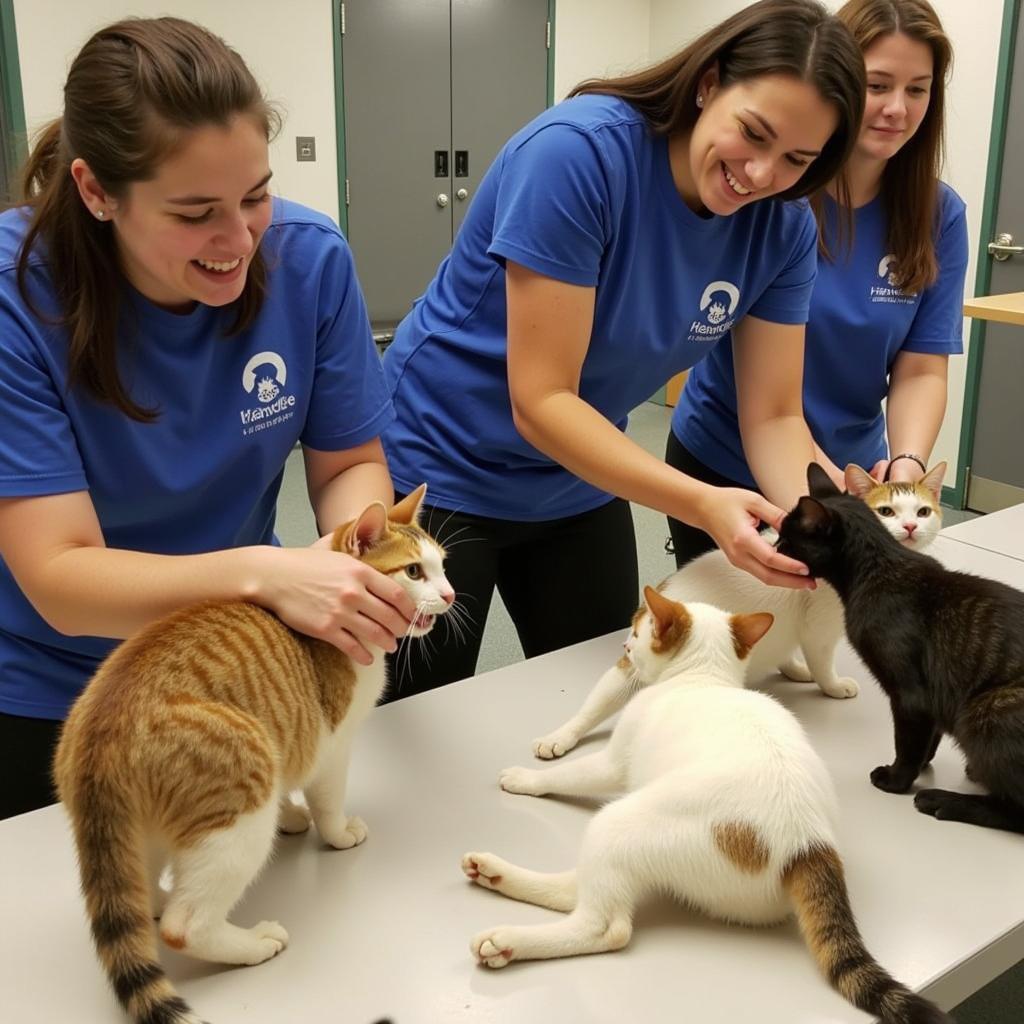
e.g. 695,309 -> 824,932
274,402 -> 1018,1021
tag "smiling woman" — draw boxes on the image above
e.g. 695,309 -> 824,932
0,16 -> 416,819
377,0 -> 867,697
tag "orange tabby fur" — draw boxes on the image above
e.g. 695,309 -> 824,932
53,485 -> 449,1024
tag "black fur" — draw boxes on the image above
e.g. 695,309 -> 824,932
776,464 -> 1024,834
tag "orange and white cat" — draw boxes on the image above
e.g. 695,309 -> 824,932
532,464 -> 945,761
54,485 -> 451,1024
464,588 -> 950,1024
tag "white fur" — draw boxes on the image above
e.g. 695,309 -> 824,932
464,602 -> 839,966
533,485 -> 942,760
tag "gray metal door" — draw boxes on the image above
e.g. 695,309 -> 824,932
341,0 -> 549,329
966,9 -> 1024,512
450,0 -> 549,237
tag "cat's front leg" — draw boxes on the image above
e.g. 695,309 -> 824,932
501,750 -> 625,800
870,701 -> 937,794
533,659 -> 634,760
799,598 -> 858,699
305,737 -> 367,850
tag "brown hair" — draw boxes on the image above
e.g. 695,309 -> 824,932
16,17 -> 281,421
569,0 -> 866,205
833,0 -> 952,292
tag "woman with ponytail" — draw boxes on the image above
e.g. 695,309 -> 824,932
0,17 -> 414,817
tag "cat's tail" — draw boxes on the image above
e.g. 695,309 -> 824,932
782,843 -> 951,1024
60,771 -> 207,1024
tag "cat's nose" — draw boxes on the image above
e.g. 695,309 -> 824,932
903,523 -> 917,536
442,589 -> 455,606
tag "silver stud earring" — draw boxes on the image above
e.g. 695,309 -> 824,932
696,94 -> 704,109
96,210 -> 105,219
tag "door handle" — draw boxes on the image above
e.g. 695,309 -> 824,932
456,188 -> 469,201
436,193 -> 449,208
988,232 -> 1024,261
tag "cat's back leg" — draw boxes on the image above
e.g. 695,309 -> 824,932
463,852 -> 576,912
159,796 -> 288,965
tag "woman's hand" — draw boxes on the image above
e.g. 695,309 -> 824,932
690,485 -> 815,590
257,545 -> 416,665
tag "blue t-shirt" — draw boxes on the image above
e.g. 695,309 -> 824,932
0,198 -> 392,719
674,183 -> 969,485
382,95 -> 818,520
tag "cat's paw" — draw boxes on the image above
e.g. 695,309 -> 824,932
499,766 -> 546,796
318,814 -> 368,850
780,656 -> 814,682
471,929 -> 516,969
870,764 -> 916,794
913,788 -> 953,818
244,920 -> 289,964
278,799 -> 312,835
462,852 -> 506,891
818,676 -> 859,699
532,729 -> 579,760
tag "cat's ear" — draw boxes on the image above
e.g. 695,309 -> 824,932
920,461 -> 947,501
643,585 -> 689,640
790,495 -> 833,533
844,464 -> 876,499
729,612 -> 774,658
344,501 -> 389,556
390,484 -> 427,526
807,463 -> 841,498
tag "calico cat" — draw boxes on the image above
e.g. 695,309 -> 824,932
777,464 -> 1024,834
532,464 -> 945,761
463,588 -> 949,1024
53,485 -> 452,1024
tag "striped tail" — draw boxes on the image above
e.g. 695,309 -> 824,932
65,774 -> 207,1024
782,844 -> 951,1024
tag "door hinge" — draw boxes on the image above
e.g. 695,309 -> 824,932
340,2 -> 346,35
546,20 -> 551,49
345,178 -> 350,206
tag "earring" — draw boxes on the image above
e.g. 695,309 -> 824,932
696,94 -> 704,108
95,210 -> 104,219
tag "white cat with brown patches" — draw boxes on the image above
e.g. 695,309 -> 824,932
533,463 -> 946,761
54,485 -> 452,1024
463,588 -> 950,1024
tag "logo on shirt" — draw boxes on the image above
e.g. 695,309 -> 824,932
871,254 -> 916,305
240,351 -> 296,436
688,280 -> 741,342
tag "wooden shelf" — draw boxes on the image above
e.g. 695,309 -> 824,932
963,292 -> 1024,326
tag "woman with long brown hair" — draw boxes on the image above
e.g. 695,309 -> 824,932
671,0 -> 968,565
381,0 -> 866,695
0,17 -> 416,817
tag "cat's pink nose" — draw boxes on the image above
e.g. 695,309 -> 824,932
442,589 -> 455,606
903,523 -> 917,536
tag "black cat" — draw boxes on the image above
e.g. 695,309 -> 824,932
776,463 -> 1024,834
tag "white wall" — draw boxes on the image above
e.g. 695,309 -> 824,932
649,0 -> 1006,486
12,0 -> 1009,486
13,0 -> 340,221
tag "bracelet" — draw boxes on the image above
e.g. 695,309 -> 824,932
885,453 -> 926,480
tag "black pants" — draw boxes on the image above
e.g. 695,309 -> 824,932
664,431 -> 753,569
0,711 -> 62,819
385,497 -> 639,700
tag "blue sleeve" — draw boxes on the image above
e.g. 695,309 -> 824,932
0,296 -> 87,497
300,236 -> 395,450
746,203 -> 819,326
487,123 -> 610,287
902,188 -> 969,355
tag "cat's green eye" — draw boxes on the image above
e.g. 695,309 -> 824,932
877,507 -> 895,517
406,563 -> 423,580
917,508 -> 931,518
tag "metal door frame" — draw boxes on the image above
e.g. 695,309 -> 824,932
951,0 -> 1021,508
0,0 -> 27,197
331,0 -> 556,237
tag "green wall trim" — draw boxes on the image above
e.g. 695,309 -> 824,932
547,0 -> 556,107
950,0 -> 1020,509
0,0 -> 27,180
331,1 -> 349,235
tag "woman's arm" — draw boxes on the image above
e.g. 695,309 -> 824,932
882,351 -> 949,483
732,314 -> 820,508
0,447 -> 415,664
505,261 -> 812,589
